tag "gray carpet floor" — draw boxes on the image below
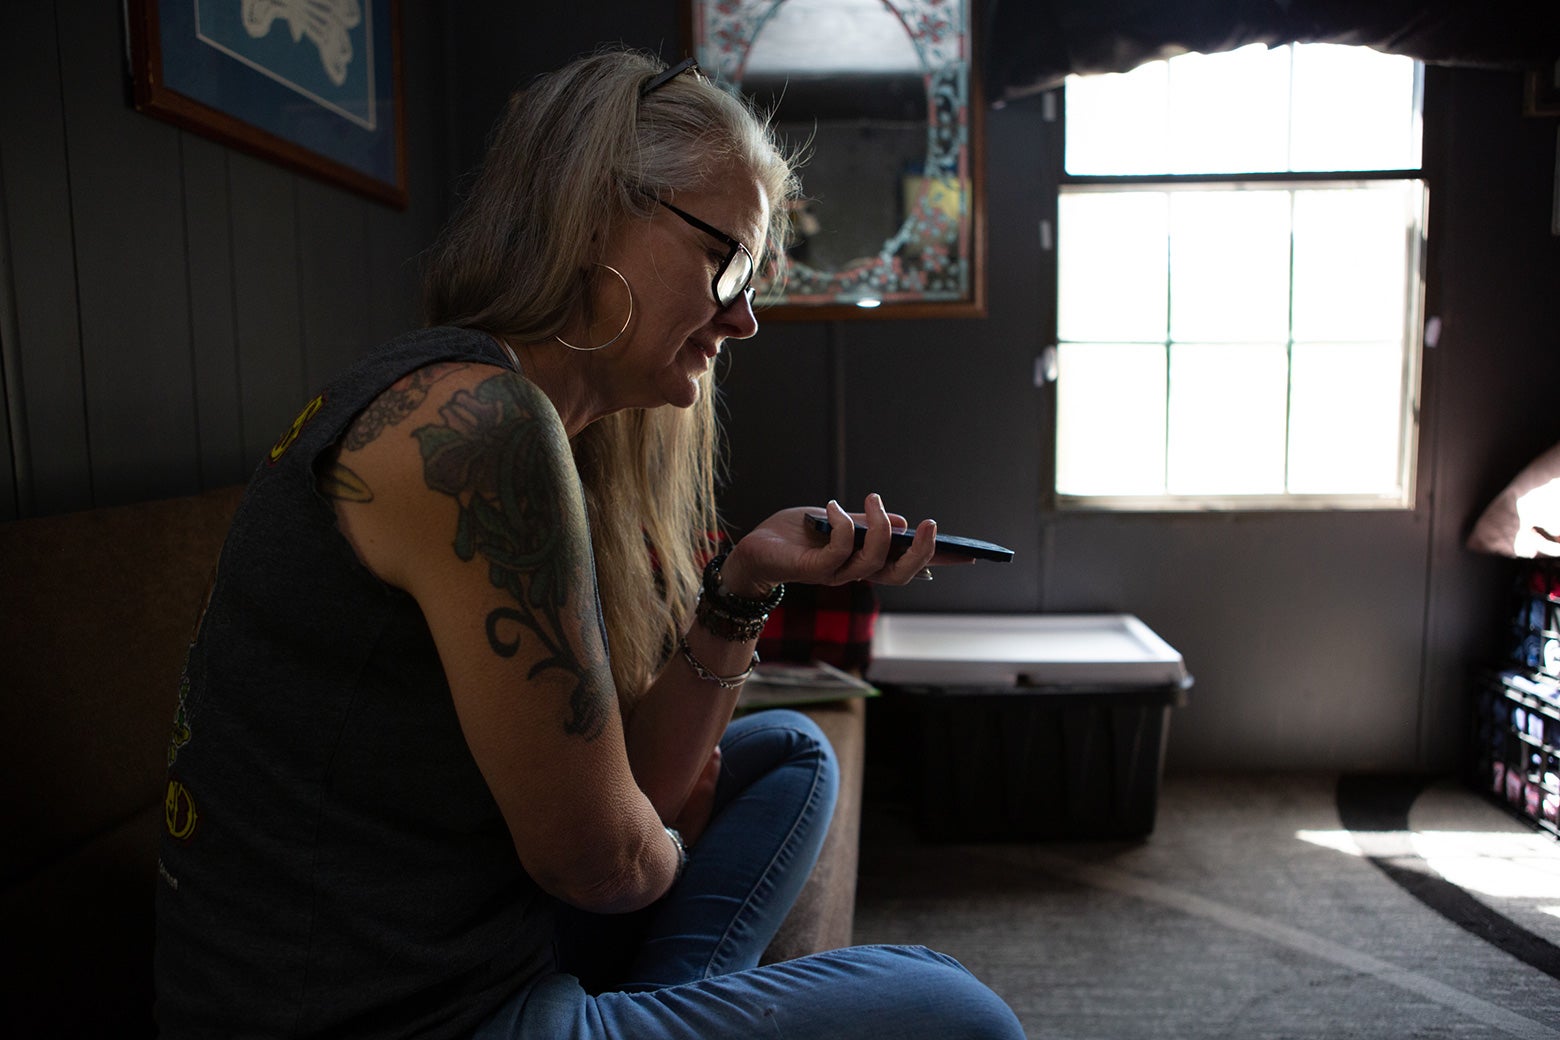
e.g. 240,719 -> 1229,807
851,774 -> 1560,1040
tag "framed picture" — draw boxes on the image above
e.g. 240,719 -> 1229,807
1552,127 -> 1560,237
686,0 -> 986,320
126,0 -> 407,207
1525,61 -> 1560,117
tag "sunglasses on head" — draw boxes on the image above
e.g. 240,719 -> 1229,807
640,57 -> 702,98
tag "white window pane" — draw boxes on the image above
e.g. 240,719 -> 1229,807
1055,343 -> 1167,496
1167,343 -> 1289,495
1166,44 -> 1293,174
1058,192 -> 1168,342
1064,62 -> 1170,175
1169,191 -> 1292,343
1057,43 -> 1423,509
1293,184 -> 1417,343
1289,341 -> 1406,494
1291,45 -> 1421,171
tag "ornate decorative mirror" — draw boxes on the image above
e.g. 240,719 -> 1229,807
688,0 -> 985,319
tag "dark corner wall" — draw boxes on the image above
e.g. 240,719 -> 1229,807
0,1 -> 452,520
3,2 -> 1556,774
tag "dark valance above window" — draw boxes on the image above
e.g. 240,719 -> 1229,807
984,0 -> 1560,104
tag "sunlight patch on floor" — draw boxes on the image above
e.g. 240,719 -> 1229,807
1409,830 -> 1560,900
1294,827 -> 1560,900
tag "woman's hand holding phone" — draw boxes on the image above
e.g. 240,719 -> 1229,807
717,494 -> 1006,597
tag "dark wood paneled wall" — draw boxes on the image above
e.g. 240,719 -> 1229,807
719,69 -> 1560,773
0,0 -> 450,519
3,1 -> 1556,773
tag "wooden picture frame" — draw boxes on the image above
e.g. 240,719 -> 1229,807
1525,61 -> 1560,117
685,0 -> 986,320
126,0 -> 408,208
1552,127 -> 1560,237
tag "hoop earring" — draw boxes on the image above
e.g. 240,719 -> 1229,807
556,263 -> 634,352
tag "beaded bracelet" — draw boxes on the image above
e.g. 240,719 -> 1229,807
695,552 -> 784,642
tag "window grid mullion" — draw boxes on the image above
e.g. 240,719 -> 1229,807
1163,198 -> 1174,496
1284,187 -> 1298,496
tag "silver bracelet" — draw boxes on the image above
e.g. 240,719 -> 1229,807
678,636 -> 758,689
664,825 -> 688,883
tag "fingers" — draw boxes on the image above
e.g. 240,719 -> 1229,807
857,492 -> 895,563
836,495 -> 890,580
815,498 -> 881,583
824,498 -> 857,555
873,516 -> 939,585
815,494 -> 939,585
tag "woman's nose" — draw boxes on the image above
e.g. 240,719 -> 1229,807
716,287 -> 760,340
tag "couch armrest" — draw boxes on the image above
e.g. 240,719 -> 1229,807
762,697 -> 865,962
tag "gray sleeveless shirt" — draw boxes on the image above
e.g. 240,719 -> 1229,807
155,327 -> 554,1039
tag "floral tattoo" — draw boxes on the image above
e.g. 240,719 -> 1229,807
414,375 -> 609,741
346,363 -> 465,451
321,364 -> 468,504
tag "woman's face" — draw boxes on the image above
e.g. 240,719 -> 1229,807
596,175 -> 770,411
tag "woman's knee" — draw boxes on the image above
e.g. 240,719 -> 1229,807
903,947 -> 1025,1039
756,945 -> 1024,1040
721,709 -> 838,784
726,706 -> 827,747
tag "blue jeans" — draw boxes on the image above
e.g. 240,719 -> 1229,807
474,709 -> 1023,1040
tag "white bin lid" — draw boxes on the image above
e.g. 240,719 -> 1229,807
866,613 -> 1188,688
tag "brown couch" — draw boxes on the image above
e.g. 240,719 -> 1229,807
0,486 -> 863,1037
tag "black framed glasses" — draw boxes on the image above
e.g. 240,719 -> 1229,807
658,200 -> 756,308
640,57 -> 701,98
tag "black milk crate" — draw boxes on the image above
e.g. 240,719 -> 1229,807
1470,670 -> 1560,839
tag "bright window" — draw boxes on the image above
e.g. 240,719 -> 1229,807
1055,43 -> 1426,510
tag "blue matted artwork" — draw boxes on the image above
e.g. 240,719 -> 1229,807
129,0 -> 406,207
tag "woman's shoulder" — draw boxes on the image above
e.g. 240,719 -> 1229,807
404,362 -> 568,469
320,344 -> 576,591
340,343 -> 562,465
361,325 -> 509,375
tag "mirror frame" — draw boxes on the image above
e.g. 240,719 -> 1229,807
683,0 -> 986,321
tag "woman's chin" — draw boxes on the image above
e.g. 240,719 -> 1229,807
670,380 -> 701,409
654,371 -> 703,410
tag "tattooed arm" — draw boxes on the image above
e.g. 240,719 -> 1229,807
320,363 -> 681,913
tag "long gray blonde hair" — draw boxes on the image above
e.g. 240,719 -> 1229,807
422,49 -> 798,706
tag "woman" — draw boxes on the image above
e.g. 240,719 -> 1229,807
155,49 -> 1023,1040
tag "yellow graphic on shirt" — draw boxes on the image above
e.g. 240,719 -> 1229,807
165,780 -> 199,841
269,393 -> 325,464
168,668 -> 192,767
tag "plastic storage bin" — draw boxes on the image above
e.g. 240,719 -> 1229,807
867,613 -> 1191,841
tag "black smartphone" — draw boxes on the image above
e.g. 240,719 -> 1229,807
805,513 -> 1014,562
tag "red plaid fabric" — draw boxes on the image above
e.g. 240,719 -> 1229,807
1524,559 -> 1560,602
757,581 -> 880,673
